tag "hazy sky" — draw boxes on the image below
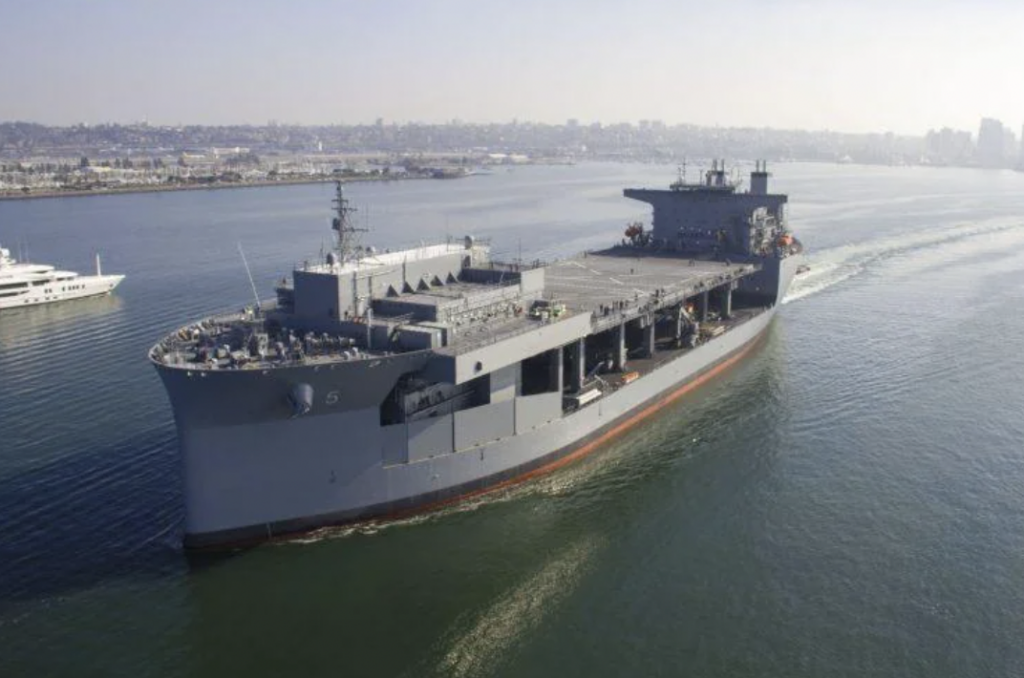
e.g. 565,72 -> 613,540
2,0 -> 1022,134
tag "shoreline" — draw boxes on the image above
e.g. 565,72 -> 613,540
0,174 -> 431,202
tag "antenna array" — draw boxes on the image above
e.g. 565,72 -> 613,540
332,181 -> 368,262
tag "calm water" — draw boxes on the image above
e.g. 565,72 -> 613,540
2,163 -> 1024,677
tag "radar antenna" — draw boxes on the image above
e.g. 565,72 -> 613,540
331,181 -> 367,262
671,159 -> 688,190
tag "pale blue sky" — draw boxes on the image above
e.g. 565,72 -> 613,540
1,0 -> 1021,134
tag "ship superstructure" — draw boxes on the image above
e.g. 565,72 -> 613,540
0,245 -> 124,310
151,164 -> 803,548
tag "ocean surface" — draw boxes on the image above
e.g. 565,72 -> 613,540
2,162 -> 1023,677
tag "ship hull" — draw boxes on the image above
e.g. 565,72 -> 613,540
161,253 -> 795,549
151,170 -> 803,549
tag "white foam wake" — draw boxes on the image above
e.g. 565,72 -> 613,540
436,535 -> 603,678
784,216 -> 1024,304
783,260 -> 863,304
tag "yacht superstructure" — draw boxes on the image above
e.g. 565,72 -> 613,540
0,245 -> 124,310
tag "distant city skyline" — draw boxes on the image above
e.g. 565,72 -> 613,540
5,115 -> 1023,170
3,0 -> 1024,135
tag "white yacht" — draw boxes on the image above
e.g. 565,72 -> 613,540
0,244 -> 125,311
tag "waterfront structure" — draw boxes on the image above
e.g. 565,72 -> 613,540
0,246 -> 124,310
150,164 -> 803,548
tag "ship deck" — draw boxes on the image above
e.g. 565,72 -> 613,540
432,250 -> 760,354
153,249 -> 763,369
545,250 -> 758,314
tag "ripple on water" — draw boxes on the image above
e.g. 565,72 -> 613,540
4,165 -> 1024,677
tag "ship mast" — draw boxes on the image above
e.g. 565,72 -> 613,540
332,181 -> 367,262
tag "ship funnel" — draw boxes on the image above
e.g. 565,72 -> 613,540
750,160 -> 769,195
705,159 -> 727,187
96,253 -> 102,276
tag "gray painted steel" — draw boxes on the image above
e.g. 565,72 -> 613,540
151,169 -> 804,548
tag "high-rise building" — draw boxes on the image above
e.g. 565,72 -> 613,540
924,127 -> 973,165
1019,125 -> 1024,168
1003,127 -> 1018,163
977,118 -> 1007,167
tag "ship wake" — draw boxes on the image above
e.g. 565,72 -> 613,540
784,216 -> 1024,304
431,535 -> 603,678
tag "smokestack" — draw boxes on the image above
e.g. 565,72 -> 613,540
750,160 -> 769,195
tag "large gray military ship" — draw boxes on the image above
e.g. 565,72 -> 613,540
151,162 -> 803,548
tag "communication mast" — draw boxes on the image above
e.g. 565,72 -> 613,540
332,181 -> 367,262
